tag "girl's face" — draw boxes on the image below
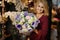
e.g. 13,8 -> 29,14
36,3 -> 44,14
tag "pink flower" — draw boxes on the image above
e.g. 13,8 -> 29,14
26,16 -> 31,20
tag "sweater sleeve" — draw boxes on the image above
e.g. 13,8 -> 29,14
30,16 -> 48,40
41,16 -> 48,37
38,16 -> 48,39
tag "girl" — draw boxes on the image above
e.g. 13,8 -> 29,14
30,1 -> 49,40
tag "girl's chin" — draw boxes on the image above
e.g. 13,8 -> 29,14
37,11 -> 43,13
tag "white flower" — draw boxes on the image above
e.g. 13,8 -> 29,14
28,19 -> 33,24
27,24 -> 31,28
18,21 -> 23,25
20,12 -> 24,18
22,29 -> 28,33
18,18 -> 25,25
21,18 -> 25,23
22,24 -> 26,29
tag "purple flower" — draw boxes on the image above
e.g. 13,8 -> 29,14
16,24 -> 22,30
15,14 -> 21,21
31,22 -> 36,28
29,13 -> 34,17
28,29 -> 31,32
16,14 -> 20,19
28,29 -> 33,32
32,22 -> 34,25
31,21 -> 39,29
24,11 -> 28,16
36,20 -> 40,23
24,23 -> 27,28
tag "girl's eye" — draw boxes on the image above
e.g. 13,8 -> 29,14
41,7 -> 44,8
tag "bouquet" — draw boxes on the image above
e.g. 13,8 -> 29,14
13,11 -> 40,35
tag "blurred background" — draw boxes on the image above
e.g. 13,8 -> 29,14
0,0 -> 60,40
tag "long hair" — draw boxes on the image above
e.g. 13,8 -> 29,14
33,0 -> 49,16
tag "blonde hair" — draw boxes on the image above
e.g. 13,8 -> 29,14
34,0 -> 49,16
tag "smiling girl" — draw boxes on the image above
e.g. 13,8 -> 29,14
30,1 -> 49,40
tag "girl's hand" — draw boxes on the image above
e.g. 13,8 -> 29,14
34,29 -> 39,35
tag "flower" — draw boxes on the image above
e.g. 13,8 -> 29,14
25,16 -> 31,20
16,24 -> 22,30
29,13 -> 35,17
31,21 -> 37,28
22,24 -> 27,29
20,18 -> 25,23
20,12 -> 24,18
18,21 -> 24,25
31,20 -> 40,28
22,29 -> 28,33
36,20 -> 40,23
14,11 -> 40,35
15,14 -> 21,21
28,28 -> 33,32
24,11 -> 28,17
24,23 -> 28,28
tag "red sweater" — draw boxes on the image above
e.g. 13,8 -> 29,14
30,15 -> 48,40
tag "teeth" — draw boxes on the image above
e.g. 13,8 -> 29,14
28,0 -> 32,3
